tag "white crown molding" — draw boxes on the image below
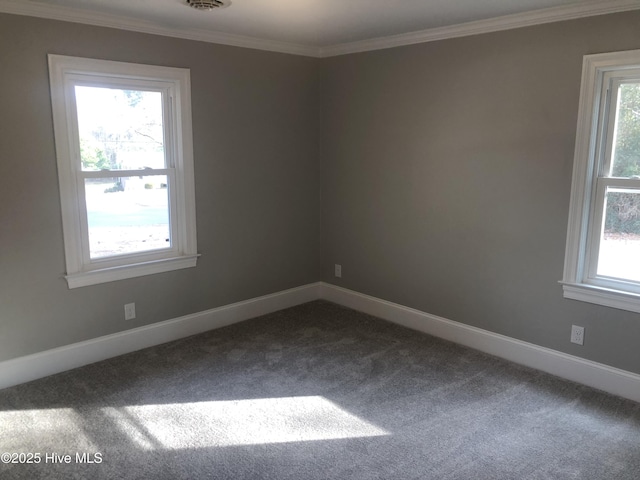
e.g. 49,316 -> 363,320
319,0 -> 640,57
0,0 -> 638,58
0,0 -> 321,57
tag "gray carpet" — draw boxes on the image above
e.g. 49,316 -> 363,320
1,300 -> 639,479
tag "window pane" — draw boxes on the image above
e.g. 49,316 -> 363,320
75,86 -> 165,171
85,176 -> 170,259
598,188 -> 640,281
610,83 -> 640,178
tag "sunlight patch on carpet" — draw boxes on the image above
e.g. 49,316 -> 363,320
112,396 -> 389,448
0,408 -> 98,452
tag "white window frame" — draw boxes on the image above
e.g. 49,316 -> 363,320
48,55 -> 198,288
562,49 -> 640,313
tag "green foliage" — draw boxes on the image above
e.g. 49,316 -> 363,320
605,192 -> 640,234
104,180 -> 124,193
79,138 -> 110,170
611,84 -> 640,177
605,83 -> 640,234
123,89 -> 144,107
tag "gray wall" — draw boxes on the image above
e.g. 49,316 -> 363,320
0,14 -> 320,361
1,9 -> 639,376
320,11 -> 640,374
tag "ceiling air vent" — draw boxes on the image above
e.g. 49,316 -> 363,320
186,0 -> 231,11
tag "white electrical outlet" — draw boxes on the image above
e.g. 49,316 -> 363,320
334,264 -> 342,278
124,303 -> 136,320
570,325 -> 584,345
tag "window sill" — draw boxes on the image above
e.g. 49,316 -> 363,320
65,254 -> 200,288
561,281 -> 640,314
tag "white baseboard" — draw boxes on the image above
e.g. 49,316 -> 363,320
0,282 -> 321,390
2,280 -> 639,404
320,283 -> 640,404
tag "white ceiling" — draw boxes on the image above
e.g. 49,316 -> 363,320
1,0 -> 639,56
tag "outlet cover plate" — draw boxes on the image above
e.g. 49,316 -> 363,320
124,303 -> 136,320
334,264 -> 342,278
570,325 -> 584,345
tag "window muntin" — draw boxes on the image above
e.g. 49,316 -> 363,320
49,55 -> 198,288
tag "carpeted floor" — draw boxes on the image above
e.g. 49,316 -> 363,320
1,300 -> 639,479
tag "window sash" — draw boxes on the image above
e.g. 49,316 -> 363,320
585,178 -> 640,292
66,78 -> 176,172
599,74 -> 640,178
76,168 -> 179,270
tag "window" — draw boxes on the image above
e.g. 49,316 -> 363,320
562,49 -> 640,313
48,55 -> 198,288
